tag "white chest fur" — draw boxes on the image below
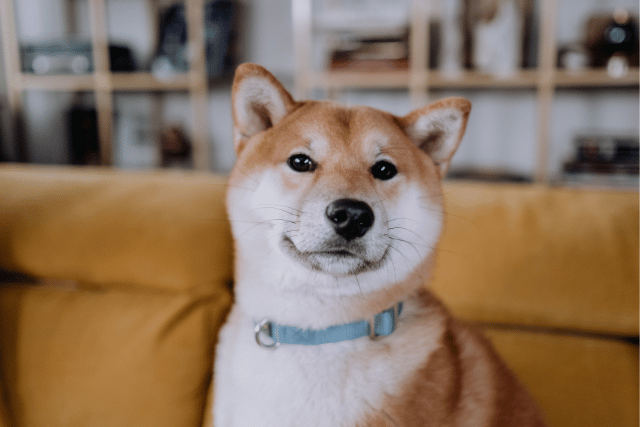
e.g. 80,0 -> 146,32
213,302 -> 443,427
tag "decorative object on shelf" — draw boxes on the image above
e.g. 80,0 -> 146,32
330,35 -> 409,71
447,167 -> 531,183
109,45 -> 136,72
21,41 -> 135,74
557,43 -> 589,71
113,111 -> 159,169
470,0 -> 525,77
151,1 -> 236,79
607,53 -> 630,78
316,0 -> 412,72
67,102 -> 100,165
585,9 -> 639,72
160,126 -> 192,169
0,102 -> 4,162
21,41 -> 92,74
562,134 -> 639,187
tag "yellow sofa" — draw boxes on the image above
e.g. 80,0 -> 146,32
0,165 -> 637,427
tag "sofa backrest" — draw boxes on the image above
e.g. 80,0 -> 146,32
0,165 -> 234,294
432,181 -> 639,337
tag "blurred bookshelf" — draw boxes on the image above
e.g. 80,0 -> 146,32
0,0 -> 237,170
292,0 -> 639,184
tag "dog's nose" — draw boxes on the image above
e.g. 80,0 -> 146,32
325,199 -> 374,241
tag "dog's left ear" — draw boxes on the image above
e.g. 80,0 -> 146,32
400,97 -> 471,178
231,63 -> 297,154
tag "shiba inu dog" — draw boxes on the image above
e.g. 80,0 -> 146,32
213,63 -> 546,426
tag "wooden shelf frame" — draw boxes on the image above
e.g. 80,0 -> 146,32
292,0 -> 640,182
303,68 -> 640,91
0,0 -> 211,169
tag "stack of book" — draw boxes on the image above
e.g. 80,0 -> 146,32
330,37 -> 409,71
315,4 -> 410,72
562,134 -> 639,187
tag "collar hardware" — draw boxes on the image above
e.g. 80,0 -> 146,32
369,302 -> 402,341
254,318 -> 280,348
254,302 -> 403,348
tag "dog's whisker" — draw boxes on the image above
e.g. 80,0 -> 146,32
248,206 -> 301,218
371,194 -> 394,207
440,209 -> 479,227
388,235 -> 425,261
387,244 -> 413,273
234,217 -> 295,239
388,226 -> 431,247
353,273 -> 367,303
416,202 -> 475,223
385,217 -> 420,225
388,235 -> 430,249
333,276 -> 350,320
256,203 -> 304,215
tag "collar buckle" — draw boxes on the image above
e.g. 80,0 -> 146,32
369,302 -> 402,340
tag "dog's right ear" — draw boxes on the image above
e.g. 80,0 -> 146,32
231,63 -> 297,154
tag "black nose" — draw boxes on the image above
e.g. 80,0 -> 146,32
325,199 -> 375,241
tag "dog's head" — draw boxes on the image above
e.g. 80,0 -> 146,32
227,63 -> 470,303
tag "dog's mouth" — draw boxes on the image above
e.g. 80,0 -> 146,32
280,235 -> 386,275
321,249 -> 355,257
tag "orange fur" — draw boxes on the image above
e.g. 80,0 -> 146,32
357,291 -> 547,426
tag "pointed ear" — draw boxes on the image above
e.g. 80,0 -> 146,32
231,63 -> 297,154
400,97 -> 471,178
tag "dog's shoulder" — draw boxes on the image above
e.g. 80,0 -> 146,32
447,320 -> 546,426
358,289 -> 546,427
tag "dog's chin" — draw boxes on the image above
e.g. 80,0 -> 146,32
280,236 -> 386,276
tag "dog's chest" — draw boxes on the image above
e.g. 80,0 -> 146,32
216,309 -> 433,427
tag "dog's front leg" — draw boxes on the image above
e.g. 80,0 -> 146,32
212,306 -> 244,427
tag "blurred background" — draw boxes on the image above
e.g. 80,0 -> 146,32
0,0 -> 638,186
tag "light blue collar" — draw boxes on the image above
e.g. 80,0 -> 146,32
254,302 -> 403,348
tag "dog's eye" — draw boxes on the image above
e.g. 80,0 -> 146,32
371,160 -> 397,180
287,154 -> 316,172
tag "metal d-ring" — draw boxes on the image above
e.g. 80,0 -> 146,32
254,318 -> 280,349
369,315 -> 382,340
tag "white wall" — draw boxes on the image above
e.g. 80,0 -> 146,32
2,0 -> 638,177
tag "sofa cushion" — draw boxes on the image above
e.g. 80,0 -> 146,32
431,182 -> 639,336
0,166 -> 233,294
0,282 -> 230,427
0,384 -> 10,427
484,327 -> 638,427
